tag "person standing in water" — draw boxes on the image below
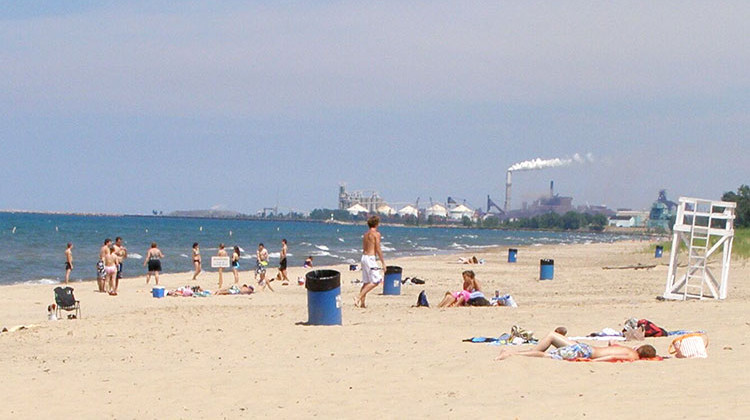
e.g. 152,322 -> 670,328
355,215 -> 386,308
64,243 -> 74,284
191,242 -> 202,280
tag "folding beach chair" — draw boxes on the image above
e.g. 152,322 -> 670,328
54,286 -> 81,319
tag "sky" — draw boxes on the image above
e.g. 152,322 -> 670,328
1,1 -> 747,215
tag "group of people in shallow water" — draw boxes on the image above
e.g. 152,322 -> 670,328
66,237 -> 317,296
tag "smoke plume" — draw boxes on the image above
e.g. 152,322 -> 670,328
507,153 -> 593,172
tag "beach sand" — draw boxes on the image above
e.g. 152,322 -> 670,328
1,240 -> 748,418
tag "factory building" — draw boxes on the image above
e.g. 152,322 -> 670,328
338,184 -> 386,214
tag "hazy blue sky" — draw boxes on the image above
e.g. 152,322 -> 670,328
1,1 -> 747,214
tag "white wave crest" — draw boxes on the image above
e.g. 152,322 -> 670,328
315,245 -> 329,251
24,278 -> 59,285
129,253 -> 143,259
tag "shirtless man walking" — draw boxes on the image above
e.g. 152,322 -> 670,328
64,243 -> 74,284
97,238 -> 112,293
355,215 -> 386,308
113,237 -> 127,293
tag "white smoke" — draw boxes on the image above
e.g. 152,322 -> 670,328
508,153 -> 594,172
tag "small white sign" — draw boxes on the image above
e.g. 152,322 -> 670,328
393,280 -> 400,288
335,295 -> 342,309
211,256 -> 230,268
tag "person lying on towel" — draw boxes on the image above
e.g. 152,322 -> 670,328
496,330 -> 656,361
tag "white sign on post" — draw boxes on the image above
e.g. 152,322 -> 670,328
211,256 -> 230,268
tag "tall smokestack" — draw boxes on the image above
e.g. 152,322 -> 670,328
550,180 -> 554,198
504,171 -> 512,213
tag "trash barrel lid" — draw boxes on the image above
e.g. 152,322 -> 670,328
305,270 -> 341,292
385,266 -> 402,274
540,259 -> 554,265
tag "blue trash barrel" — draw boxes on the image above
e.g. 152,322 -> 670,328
305,270 -> 342,325
655,245 -> 664,258
508,248 -> 518,263
540,259 -> 554,280
383,266 -> 402,295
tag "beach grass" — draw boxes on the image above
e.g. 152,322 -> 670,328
651,228 -> 750,259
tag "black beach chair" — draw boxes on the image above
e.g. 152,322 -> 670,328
54,286 -> 81,319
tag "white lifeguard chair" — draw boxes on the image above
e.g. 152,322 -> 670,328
663,197 -> 736,300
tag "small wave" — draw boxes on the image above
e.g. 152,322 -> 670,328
415,246 -> 438,251
464,244 -> 497,250
24,278 -> 59,285
338,237 -> 345,242
180,253 -> 189,258
381,245 -> 395,252
268,252 -> 281,259
129,253 -> 143,259
239,255 -> 254,259
315,245 -> 329,251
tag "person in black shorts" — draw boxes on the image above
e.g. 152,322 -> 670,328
279,239 -> 289,285
64,242 -> 74,284
114,237 -> 127,290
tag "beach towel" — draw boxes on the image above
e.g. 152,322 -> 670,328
570,356 -> 664,363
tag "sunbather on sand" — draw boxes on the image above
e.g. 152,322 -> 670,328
215,284 -> 254,295
496,330 -> 656,361
438,270 -> 481,307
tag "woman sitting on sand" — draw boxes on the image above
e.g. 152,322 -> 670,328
438,270 -> 482,307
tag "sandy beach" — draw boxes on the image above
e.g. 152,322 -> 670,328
1,240 -> 748,418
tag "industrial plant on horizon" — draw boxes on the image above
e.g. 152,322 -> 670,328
337,153 -> 677,229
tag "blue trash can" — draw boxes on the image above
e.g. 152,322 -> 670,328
383,266 -> 402,295
540,259 -> 554,280
508,248 -> 518,263
305,270 -> 342,325
655,245 -> 663,258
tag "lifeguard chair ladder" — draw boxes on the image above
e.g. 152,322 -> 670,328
663,197 -> 735,300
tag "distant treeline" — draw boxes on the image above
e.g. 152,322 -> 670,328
722,184 -> 750,228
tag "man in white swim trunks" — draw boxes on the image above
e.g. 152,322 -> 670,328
355,215 -> 386,308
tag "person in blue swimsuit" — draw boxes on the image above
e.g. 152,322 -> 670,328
231,246 -> 241,285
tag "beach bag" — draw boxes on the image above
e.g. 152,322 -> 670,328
669,333 -> 708,358
416,290 -> 429,307
637,319 -> 668,337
